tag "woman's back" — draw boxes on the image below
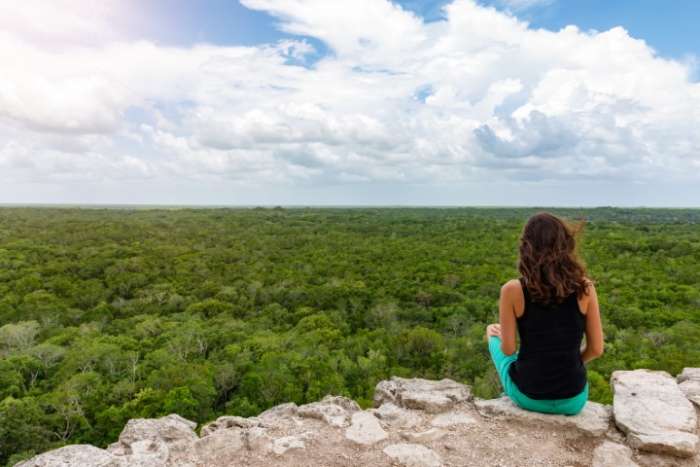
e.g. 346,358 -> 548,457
507,277 -> 587,399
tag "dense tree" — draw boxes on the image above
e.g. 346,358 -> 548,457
1,207 -> 699,465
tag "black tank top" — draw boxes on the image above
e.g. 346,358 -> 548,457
508,277 -> 587,399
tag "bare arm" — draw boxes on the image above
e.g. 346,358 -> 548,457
580,281 -> 604,364
498,280 -> 519,356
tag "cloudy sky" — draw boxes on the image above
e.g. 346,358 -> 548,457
1,0 -> 699,206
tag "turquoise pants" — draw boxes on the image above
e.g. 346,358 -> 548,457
488,336 -> 588,415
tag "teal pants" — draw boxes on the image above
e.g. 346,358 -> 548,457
488,336 -> 588,415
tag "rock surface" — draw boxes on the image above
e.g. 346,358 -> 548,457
109,413 -> 198,451
612,369 -> 699,457
430,410 -> 478,428
105,413 -> 199,466
17,445 -> 123,467
370,401 -> 422,428
592,441 -> 639,467
474,396 -> 611,436
297,395 -> 360,427
257,402 -> 298,422
678,367 -> 700,407
200,415 -> 260,437
271,433 -> 308,455
344,411 -> 388,445
16,370 -> 700,467
399,427 -> 448,443
374,377 -> 472,413
383,443 -> 442,467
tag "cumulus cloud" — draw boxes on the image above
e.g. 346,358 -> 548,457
1,0 -> 699,204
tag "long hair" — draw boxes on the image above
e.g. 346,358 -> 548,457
518,212 -> 589,304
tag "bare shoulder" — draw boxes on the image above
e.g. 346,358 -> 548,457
578,276 -> 597,315
500,278 -> 522,296
501,279 -> 525,317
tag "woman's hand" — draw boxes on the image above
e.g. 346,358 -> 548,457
485,323 -> 501,339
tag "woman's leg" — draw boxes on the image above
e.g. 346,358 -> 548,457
487,336 -> 518,393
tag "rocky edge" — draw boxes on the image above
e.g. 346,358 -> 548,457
17,368 -> 700,467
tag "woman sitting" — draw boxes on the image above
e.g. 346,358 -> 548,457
486,212 -> 604,415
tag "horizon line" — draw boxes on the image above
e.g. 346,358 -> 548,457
1,203 -> 700,210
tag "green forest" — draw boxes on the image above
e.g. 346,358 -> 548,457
1,207 -> 699,465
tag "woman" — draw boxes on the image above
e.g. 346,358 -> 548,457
485,212 -> 604,415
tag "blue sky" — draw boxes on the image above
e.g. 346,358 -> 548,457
1,0 -> 699,206
136,0 -> 700,60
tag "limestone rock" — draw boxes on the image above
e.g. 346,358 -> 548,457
474,397 -> 611,437
21,372 -> 700,467
258,402 -> 299,422
371,402 -> 422,428
677,367 -> 700,384
109,413 -> 197,450
374,377 -> 471,413
322,395 -> 362,412
200,415 -> 261,437
677,367 -> 700,406
592,441 -> 639,467
297,395 -> 360,427
244,426 -> 273,452
106,413 -> 198,466
383,443 -> 442,467
16,445 -> 124,467
272,433 -> 311,455
634,452 -> 700,467
612,369 -> 699,457
400,427 -> 448,443
430,410 -> 478,428
344,411 -> 388,445
193,429 -> 245,465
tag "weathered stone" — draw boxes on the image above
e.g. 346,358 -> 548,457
104,413 -> 198,466
374,377 -> 471,413
16,445 -> 124,467
474,397 -> 611,437
193,429 -> 245,465
612,369 -> 699,457
430,410 -> 478,428
244,426 -> 273,452
23,372 -> 700,467
592,441 -> 639,467
272,434 -> 308,455
110,413 -> 197,450
114,439 -> 172,466
322,395 -> 362,412
634,452 -> 700,467
677,368 -> 700,384
298,395 -> 359,427
400,428 -> 448,443
200,415 -> 260,437
371,402 -> 422,428
383,443 -> 443,467
258,402 -> 299,422
677,367 -> 700,406
344,411 -> 388,445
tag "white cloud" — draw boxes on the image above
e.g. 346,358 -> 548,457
0,0 -> 699,204
0,0 -> 131,48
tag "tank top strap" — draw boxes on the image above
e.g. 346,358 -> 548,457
518,277 -> 530,302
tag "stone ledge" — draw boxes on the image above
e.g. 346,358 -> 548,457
16,368 -> 700,467
474,396 -> 611,437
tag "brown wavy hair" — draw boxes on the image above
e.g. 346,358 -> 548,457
518,212 -> 590,304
